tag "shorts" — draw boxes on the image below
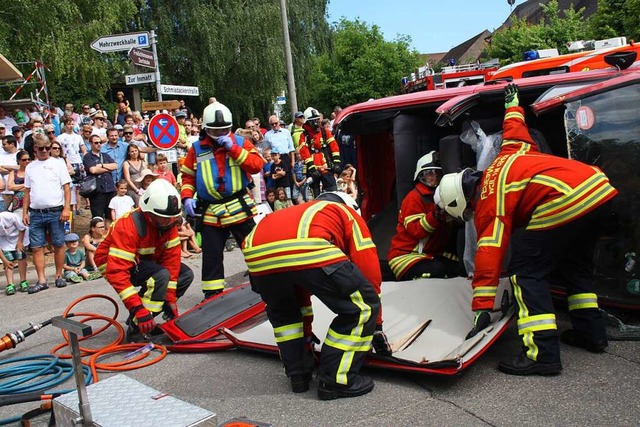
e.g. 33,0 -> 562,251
2,249 -> 26,261
28,210 -> 66,248
64,269 -> 88,279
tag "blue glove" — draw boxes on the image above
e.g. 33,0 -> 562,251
184,198 -> 197,217
217,135 -> 234,151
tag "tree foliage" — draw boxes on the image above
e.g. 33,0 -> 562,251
486,0 -> 588,65
587,0 -> 640,41
307,19 -> 420,116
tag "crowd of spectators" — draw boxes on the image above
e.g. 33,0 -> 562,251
0,97 -> 354,296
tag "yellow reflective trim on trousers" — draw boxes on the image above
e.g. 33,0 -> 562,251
567,293 -> 599,311
273,322 -> 304,343
202,279 -> 225,291
517,313 -> 557,335
165,237 -> 181,249
301,305 -> 313,317
168,280 -> 177,291
200,161 -> 222,200
388,253 -> 430,277
336,350 -> 355,385
324,328 -> 372,352
350,289 -> 372,338
297,202 -> 327,238
118,286 -> 138,301
141,276 -> 163,313
504,111 -> 524,121
246,248 -> 345,273
419,214 -> 435,233
243,238 -> 334,260
137,247 -> 155,255
478,218 -> 505,248
403,213 -> 423,228
108,247 -> 136,262
511,275 -> 539,361
473,286 -> 497,299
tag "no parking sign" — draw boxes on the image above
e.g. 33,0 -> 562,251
148,113 -> 179,149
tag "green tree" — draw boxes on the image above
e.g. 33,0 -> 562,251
307,19 -> 420,115
486,0 -> 588,65
587,0 -> 640,41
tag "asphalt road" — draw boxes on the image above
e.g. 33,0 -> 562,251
1,247 -> 639,426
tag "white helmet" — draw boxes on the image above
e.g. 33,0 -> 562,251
413,151 -> 442,182
303,107 -> 321,121
316,191 -> 360,215
434,168 -> 481,222
202,102 -> 232,130
139,179 -> 182,218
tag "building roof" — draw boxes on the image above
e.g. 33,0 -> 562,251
440,30 -> 493,65
504,0 -> 598,27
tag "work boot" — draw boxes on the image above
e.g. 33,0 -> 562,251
498,352 -> 562,376
202,289 -> 223,301
5,284 -> 15,296
318,375 -> 374,401
290,372 -> 312,393
371,330 -> 392,357
560,329 -> 607,353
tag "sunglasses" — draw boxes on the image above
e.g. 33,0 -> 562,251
92,141 -> 103,145
95,118 -> 105,121
51,146 -> 61,150
46,131 -> 55,135
19,158 -> 30,162
36,146 -> 52,152
270,122 -> 279,126
124,132 -> 133,135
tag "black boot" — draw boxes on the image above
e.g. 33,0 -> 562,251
202,289 -> 223,301
318,375 -> 374,400
560,329 -> 607,353
498,352 -> 562,376
290,372 -> 312,393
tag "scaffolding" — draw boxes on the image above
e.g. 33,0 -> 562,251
0,60 -> 50,110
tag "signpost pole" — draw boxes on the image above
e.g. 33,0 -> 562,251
151,30 -> 162,101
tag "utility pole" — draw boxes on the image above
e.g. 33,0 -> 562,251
151,30 -> 162,101
279,0 -> 298,114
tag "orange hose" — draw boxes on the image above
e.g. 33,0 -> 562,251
51,293 -> 167,381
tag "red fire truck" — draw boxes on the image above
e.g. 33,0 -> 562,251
401,59 -> 500,93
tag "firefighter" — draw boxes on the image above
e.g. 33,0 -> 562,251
95,179 -> 194,342
434,83 -> 618,376
387,151 -> 462,280
299,107 -> 341,197
180,101 -> 264,299
242,191 -> 384,400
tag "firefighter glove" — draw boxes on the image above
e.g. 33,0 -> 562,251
133,307 -> 157,336
434,204 -> 446,224
163,301 -> 179,320
184,198 -> 197,217
216,135 -> 234,151
504,83 -> 519,109
465,310 -> 491,340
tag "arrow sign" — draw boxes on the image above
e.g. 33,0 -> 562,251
129,47 -> 156,69
125,73 -> 156,85
91,32 -> 150,53
148,113 -> 179,149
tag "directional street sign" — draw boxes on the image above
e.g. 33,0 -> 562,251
142,100 -> 181,111
129,47 -> 156,69
125,73 -> 156,85
91,32 -> 150,53
148,113 -> 179,149
161,85 -> 200,97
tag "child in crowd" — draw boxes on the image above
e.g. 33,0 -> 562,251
274,187 -> 292,211
108,180 -> 135,221
262,149 -> 275,191
63,233 -> 97,283
178,218 -> 201,258
135,169 -> 159,202
292,150 -> 308,204
83,217 -> 106,274
265,188 -> 276,212
155,153 -> 176,186
270,152 -> 292,200
0,211 -> 28,295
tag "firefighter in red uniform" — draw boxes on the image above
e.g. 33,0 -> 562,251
242,191 -> 384,400
95,179 -> 194,342
298,107 -> 341,197
180,102 -> 264,299
387,151 -> 462,280
435,84 -> 618,376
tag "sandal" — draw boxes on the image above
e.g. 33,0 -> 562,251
5,284 -> 15,295
27,282 -> 49,294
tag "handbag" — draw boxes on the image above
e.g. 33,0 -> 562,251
79,154 -> 103,197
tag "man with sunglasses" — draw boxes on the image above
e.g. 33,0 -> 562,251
387,151 -> 463,281
22,133 -> 72,292
83,134 -> 117,221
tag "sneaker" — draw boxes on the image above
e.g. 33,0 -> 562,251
69,274 -> 83,284
27,282 -> 49,294
290,372 -> 313,393
560,329 -> 607,353
54,277 -> 67,288
19,281 -> 29,292
5,284 -> 15,295
498,352 -> 562,376
318,375 -> 374,400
